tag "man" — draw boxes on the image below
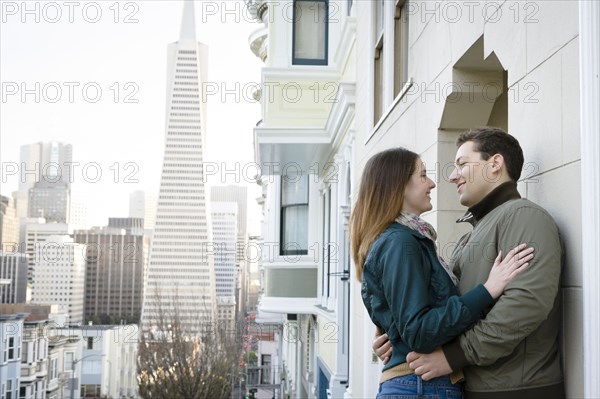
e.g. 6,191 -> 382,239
374,127 -> 564,398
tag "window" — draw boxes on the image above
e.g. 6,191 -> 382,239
87,337 -> 94,350
81,384 -> 101,398
280,175 -> 309,255
7,337 -> 15,360
261,354 -> 272,384
374,0 -> 410,123
394,0 -> 409,97
49,358 -> 58,380
37,338 -> 44,360
5,379 -> 12,399
292,0 -> 328,65
374,0 -> 385,122
32,338 -> 37,362
321,187 -> 332,299
65,352 -> 74,371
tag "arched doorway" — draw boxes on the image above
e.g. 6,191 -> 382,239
435,36 -> 508,256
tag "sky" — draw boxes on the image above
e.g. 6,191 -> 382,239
0,0 -> 264,231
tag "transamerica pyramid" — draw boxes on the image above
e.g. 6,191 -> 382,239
141,0 -> 217,337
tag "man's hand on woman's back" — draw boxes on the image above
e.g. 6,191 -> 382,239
373,330 -> 392,365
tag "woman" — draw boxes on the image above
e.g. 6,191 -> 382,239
351,148 -> 532,398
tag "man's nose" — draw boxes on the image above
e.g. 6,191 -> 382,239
449,167 -> 459,182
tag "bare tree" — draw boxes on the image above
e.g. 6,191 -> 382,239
137,285 -> 241,399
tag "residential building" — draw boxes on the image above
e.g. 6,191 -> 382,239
346,1 -> 593,397
55,324 -> 139,399
45,332 -> 79,399
245,0 -> 600,398
0,304 -> 65,399
247,0 -> 356,397
20,312 -> 49,399
0,312 -> 25,399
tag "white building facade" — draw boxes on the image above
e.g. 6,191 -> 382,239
247,0 -> 356,397
345,0 -> 593,398
246,0 -> 599,398
24,221 -> 70,284
30,235 -> 85,324
129,191 -> 157,232
210,185 -> 249,320
56,324 -> 139,399
0,313 -> 25,399
210,202 -> 238,298
20,318 -> 49,399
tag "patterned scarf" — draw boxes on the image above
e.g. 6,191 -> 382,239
395,211 -> 459,286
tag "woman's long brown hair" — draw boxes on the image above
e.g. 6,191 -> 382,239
350,147 -> 418,281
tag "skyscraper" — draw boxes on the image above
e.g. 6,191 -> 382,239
140,0 -> 216,336
24,220 -> 70,283
0,252 -> 27,304
210,185 -> 249,319
211,201 -> 237,329
0,195 -> 19,248
28,180 -> 71,223
19,142 -> 74,230
19,141 -> 73,191
210,202 -> 237,298
129,191 -> 157,231
30,235 -> 85,324
74,218 -> 149,324
210,186 -> 248,242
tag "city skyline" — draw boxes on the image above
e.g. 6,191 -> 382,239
0,1 -> 263,231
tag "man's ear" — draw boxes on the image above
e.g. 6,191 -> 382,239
490,153 -> 506,177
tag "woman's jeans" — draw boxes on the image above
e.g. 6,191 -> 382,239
377,374 -> 464,399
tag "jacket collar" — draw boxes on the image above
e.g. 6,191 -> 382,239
456,181 -> 521,226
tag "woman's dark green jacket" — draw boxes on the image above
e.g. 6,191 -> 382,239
361,223 -> 494,371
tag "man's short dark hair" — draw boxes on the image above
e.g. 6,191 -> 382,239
457,127 -> 525,181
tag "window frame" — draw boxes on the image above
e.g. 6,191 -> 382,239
49,357 -> 58,381
373,0 -> 386,123
5,379 -> 12,399
393,0 -> 409,97
292,0 -> 329,65
7,337 -> 14,361
280,175 -> 309,256
64,352 -> 74,371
